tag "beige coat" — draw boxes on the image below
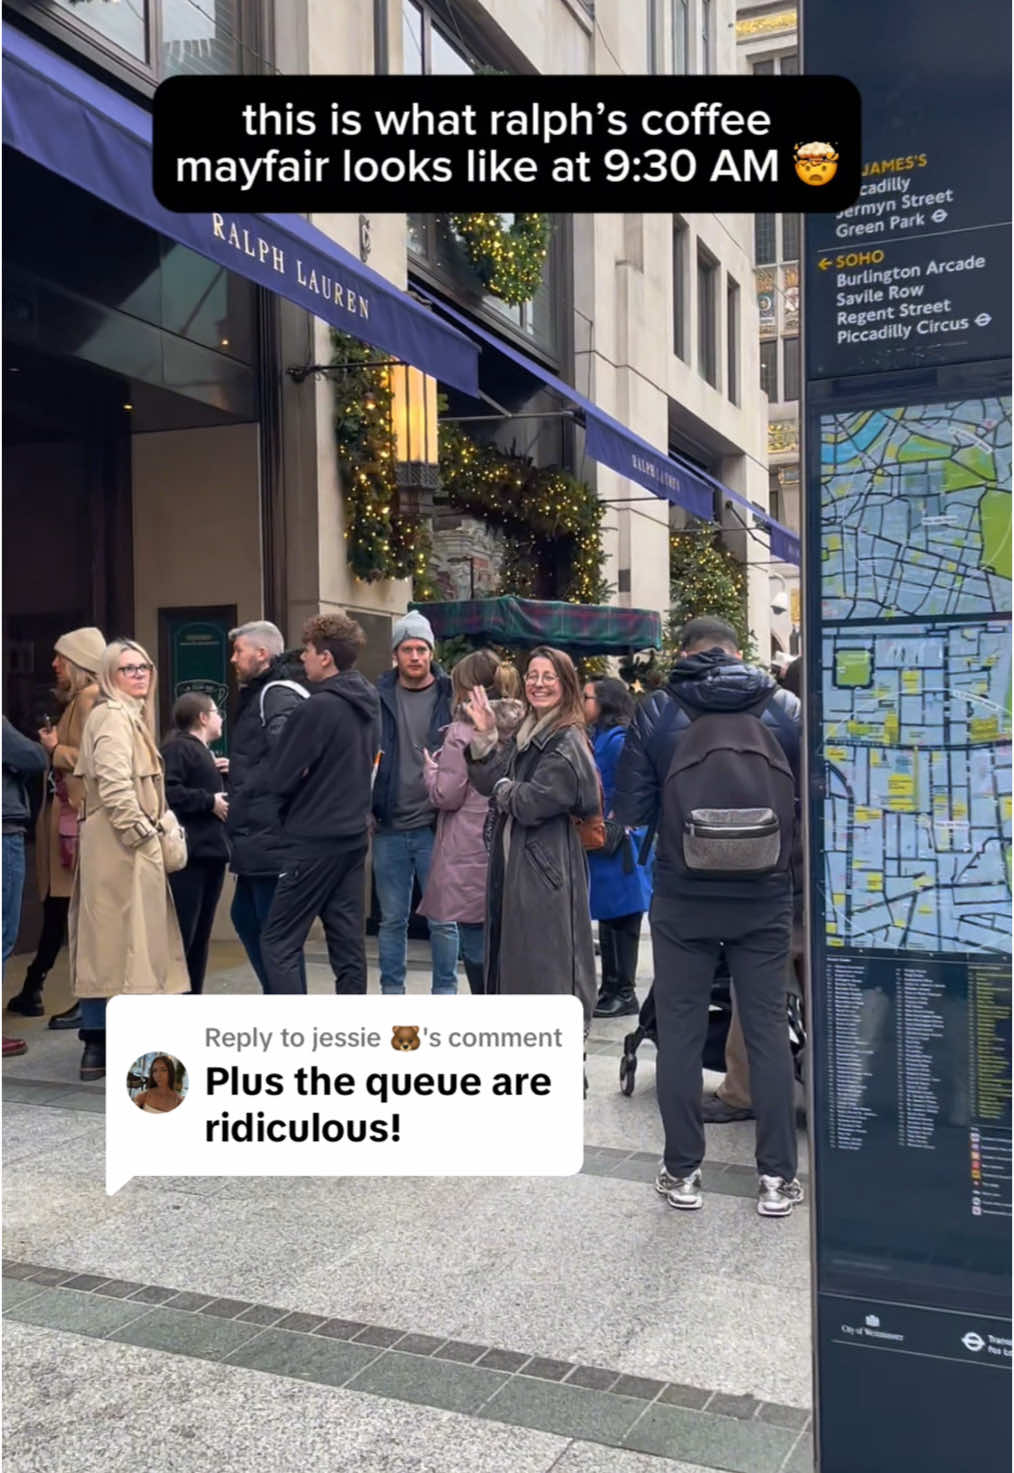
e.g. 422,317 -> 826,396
69,698 -> 188,998
35,684 -> 99,899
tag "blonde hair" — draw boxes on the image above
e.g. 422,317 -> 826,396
55,658 -> 97,703
98,640 -> 158,736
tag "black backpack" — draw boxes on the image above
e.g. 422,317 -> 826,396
661,694 -> 795,878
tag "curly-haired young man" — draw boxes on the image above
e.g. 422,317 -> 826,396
261,612 -> 380,994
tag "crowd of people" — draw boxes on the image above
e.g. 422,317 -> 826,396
2,609 -> 804,1220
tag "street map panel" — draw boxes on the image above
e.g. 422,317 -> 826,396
820,396 -> 1012,956
823,622 -> 1012,954
821,399 -> 1011,621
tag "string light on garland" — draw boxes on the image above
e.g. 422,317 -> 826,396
330,330 -> 423,586
450,213 -> 550,306
438,424 -> 608,604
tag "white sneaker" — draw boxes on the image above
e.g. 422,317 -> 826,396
655,1162 -> 703,1210
757,1175 -> 804,1217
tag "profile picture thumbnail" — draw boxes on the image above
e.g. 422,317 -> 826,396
126,1052 -> 188,1114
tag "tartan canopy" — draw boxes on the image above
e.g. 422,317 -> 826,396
409,598 -> 662,656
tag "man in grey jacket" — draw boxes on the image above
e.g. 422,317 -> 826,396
3,717 -> 47,1057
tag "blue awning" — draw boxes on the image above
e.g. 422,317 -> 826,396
416,286 -> 801,564
1,24 -> 479,396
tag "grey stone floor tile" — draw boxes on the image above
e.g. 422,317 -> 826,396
707,1392 -> 760,1419
395,1332 -> 447,1356
623,1404 -> 797,1472
315,1317 -> 369,1340
352,1324 -> 405,1348
521,1355 -> 574,1381
478,1347 -> 529,1372
613,1374 -> 666,1400
275,1311 -> 327,1334
432,1338 -> 488,1363
0,1263 -> 42,1280
226,1327 -> 381,1386
1,1278 -> 49,1310
757,1403 -> 810,1431
128,1285 -> 178,1306
62,1274 -> 111,1292
93,1279 -> 146,1298
3,1320 -> 570,1473
115,1306 -> 263,1360
200,1297 -> 255,1319
346,1348 -> 509,1414
659,1383 -> 712,1410
4,1288 -> 149,1338
482,1378 -> 644,1443
235,1304 -> 288,1326
605,1160 -> 658,1184
782,1432 -> 815,1473
18,1266 -> 72,1286
565,1365 -> 619,1391
162,1292 -> 214,1312
553,1442 -> 730,1473
581,1158 -> 619,1177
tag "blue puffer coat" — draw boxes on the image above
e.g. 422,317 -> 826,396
587,725 -> 653,921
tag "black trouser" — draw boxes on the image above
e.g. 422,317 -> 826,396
261,845 -> 368,996
598,912 -> 642,996
25,894 -> 70,981
651,889 -> 796,1181
169,859 -> 227,994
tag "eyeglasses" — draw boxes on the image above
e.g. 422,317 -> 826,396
117,664 -> 153,677
525,675 -> 560,688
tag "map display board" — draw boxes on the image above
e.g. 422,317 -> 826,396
804,3 -> 1011,1468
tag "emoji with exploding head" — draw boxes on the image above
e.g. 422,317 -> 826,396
392,1026 -> 421,1051
794,141 -> 838,186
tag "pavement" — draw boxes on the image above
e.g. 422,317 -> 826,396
2,936 -> 813,1473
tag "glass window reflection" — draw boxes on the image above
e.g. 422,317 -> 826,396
51,0 -> 147,62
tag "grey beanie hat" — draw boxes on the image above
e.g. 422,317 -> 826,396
392,610 -> 435,650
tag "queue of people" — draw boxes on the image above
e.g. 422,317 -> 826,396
2,611 -> 805,1221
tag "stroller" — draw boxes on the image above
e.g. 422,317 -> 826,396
618,948 -> 806,1095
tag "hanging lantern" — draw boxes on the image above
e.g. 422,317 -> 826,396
390,364 -> 441,518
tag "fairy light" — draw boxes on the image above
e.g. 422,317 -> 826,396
450,214 -> 550,307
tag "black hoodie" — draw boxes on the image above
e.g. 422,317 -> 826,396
269,671 -> 380,853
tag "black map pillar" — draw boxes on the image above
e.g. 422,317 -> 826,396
803,2 -> 1012,1469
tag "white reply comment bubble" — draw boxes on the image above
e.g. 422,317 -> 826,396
106,994 -> 584,1194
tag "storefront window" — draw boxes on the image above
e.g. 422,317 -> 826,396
161,0 -> 244,77
401,5 -> 560,359
50,0 -> 148,63
24,0 -> 267,78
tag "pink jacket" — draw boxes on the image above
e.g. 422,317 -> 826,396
416,719 -> 490,924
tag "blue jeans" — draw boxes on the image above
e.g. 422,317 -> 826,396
2,833 -> 26,973
373,828 -> 458,995
458,923 -> 484,969
232,874 -> 306,994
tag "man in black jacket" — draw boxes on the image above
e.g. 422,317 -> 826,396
3,717 -> 47,1057
614,617 -> 804,1219
261,612 -> 380,995
226,621 -> 308,992
371,612 -> 457,995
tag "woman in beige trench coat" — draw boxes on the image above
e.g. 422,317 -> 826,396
6,627 -> 105,1029
70,639 -> 188,1081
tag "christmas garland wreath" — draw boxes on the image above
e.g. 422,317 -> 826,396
450,213 -> 550,306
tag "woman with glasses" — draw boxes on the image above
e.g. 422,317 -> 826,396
161,692 -> 230,994
465,646 -> 599,1027
69,640 -> 188,1081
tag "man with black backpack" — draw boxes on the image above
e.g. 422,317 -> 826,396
614,617 -> 803,1218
